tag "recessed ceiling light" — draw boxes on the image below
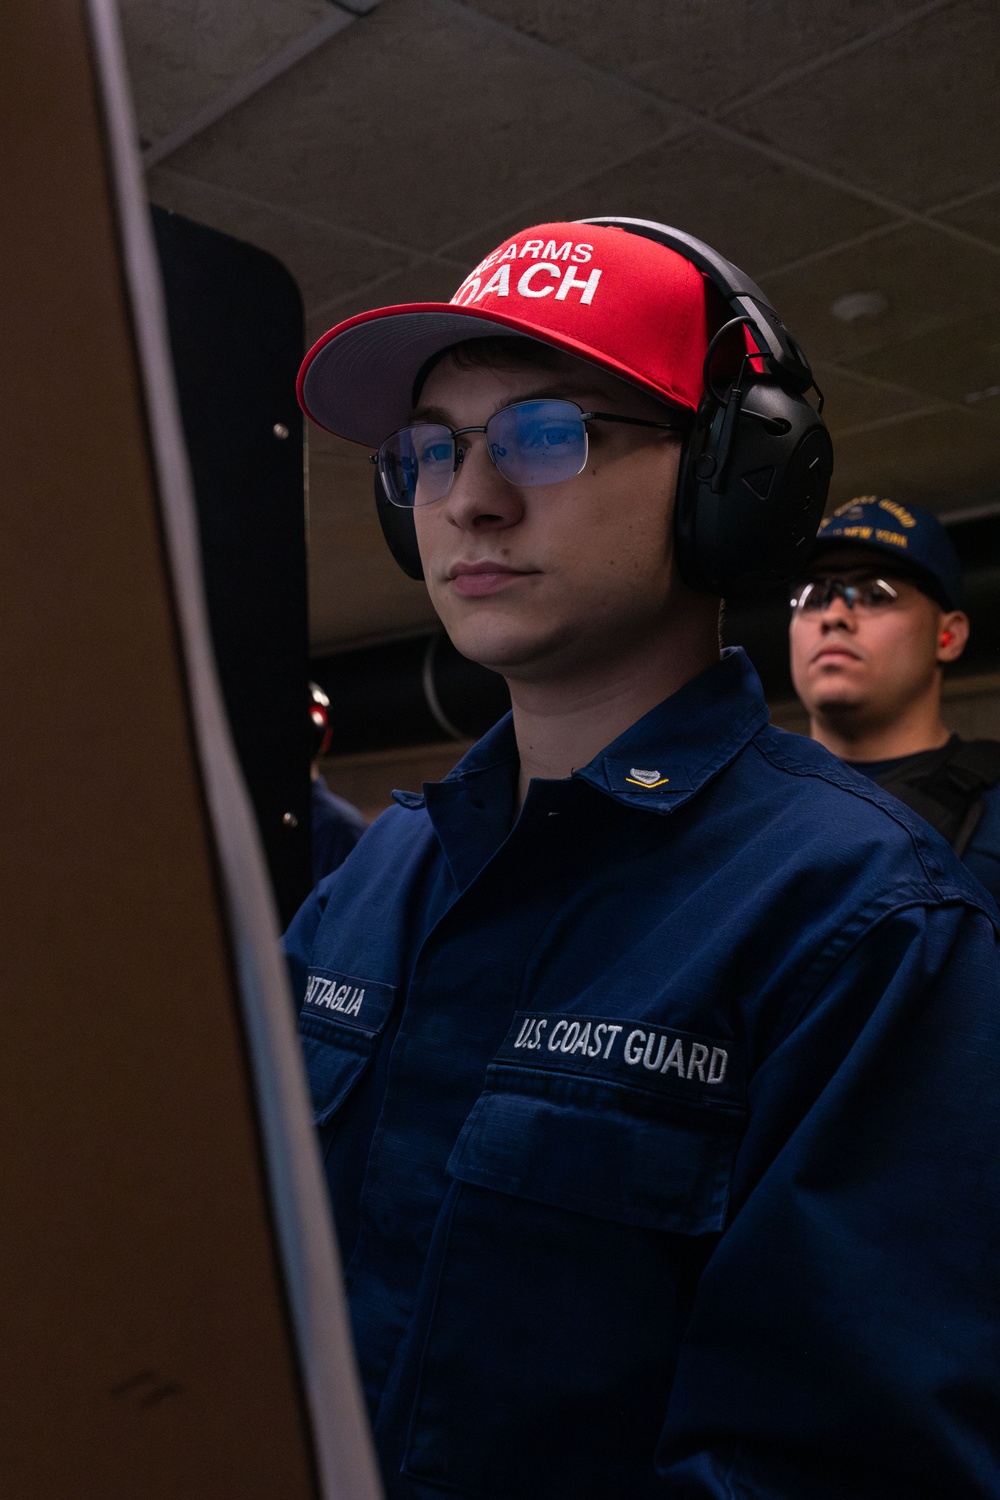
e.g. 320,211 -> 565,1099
830,291 -> 889,323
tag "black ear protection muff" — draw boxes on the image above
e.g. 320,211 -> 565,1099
374,465 -> 426,580
583,218 -> 833,597
374,216 -> 832,597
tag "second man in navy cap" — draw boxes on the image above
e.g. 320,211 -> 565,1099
790,495 -> 1000,902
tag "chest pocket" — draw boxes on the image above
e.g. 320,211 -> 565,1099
402,1016 -> 745,1497
298,968 -> 395,1125
449,1009 -> 744,1230
449,1086 -> 734,1233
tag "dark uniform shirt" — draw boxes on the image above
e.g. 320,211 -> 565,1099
847,734 -> 1000,905
285,649 -> 1000,1500
311,773 -> 367,885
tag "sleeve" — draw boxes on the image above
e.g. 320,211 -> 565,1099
282,874 -> 338,1014
311,791 -> 367,884
658,899 -> 1000,1499
962,782 -> 1000,910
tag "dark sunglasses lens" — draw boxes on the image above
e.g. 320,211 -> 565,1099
486,400 -> 587,487
380,424 -> 454,508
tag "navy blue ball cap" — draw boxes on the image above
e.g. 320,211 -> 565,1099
810,496 -> 964,609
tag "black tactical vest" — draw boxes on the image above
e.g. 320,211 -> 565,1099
873,737 -> 1000,856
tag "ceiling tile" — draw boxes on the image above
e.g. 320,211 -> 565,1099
120,0 -> 332,144
846,308 -> 1000,406
930,186 -> 1000,251
306,258 -> 465,344
446,130 -> 892,278
148,166 -> 415,310
156,0 -> 678,254
459,0 -> 938,115
759,223 -> 1000,376
828,406 -> 1000,515
809,365 -> 931,437
307,431 -> 438,648
723,0 -> 1000,212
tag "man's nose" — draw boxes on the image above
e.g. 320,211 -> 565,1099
442,435 -> 524,531
818,594 -> 857,630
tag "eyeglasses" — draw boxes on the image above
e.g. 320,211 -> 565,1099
790,577 -> 900,614
371,398 -> 684,509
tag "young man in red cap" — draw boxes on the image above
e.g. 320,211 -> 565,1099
790,496 -> 1000,903
286,221 -> 1000,1498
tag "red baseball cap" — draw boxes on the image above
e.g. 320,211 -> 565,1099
297,221 -> 718,447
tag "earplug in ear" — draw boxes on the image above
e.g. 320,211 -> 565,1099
941,631 -> 953,647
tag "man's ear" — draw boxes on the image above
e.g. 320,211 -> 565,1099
936,609 -> 970,664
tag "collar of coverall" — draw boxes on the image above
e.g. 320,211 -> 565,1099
392,648 -> 769,819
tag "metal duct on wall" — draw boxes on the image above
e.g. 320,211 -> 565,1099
311,630 -> 510,755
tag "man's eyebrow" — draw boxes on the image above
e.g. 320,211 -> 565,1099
408,386 -> 628,426
514,384 -> 603,405
408,403 -> 452,425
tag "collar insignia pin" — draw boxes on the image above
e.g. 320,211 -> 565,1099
626,767 -> 670,789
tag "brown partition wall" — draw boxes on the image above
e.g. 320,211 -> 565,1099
0,3 -> 381,1496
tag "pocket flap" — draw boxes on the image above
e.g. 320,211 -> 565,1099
447,1090 -> 737,1234
300,1026 -> 373,1125
298,969 -> 394,1125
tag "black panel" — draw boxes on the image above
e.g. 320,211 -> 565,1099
153,206 -> 311,926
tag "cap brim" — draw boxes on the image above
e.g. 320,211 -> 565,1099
298,305 -> 544,447
807,534 -> 959,608
297,301 -> 686,447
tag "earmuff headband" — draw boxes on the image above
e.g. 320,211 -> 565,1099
577,216 -> 815,396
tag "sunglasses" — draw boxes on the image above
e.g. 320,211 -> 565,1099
790,576 -> 900,613
372,398 -> 685,509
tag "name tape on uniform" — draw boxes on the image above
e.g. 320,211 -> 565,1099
301,968 -> 395,1036
493,1011 -> 742,1104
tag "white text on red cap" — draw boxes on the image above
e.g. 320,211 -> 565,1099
451,239 -> 602,309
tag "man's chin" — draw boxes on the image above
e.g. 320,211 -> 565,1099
802,672 -> 867,717
438,618 -> 573,680
810,694 -> 867,722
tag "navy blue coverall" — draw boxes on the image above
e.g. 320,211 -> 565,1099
311,773 -> 367,885
285,649 -> 1000,1499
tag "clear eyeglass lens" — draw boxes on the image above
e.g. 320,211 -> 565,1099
380,423 -> 455,508
791,578 -> 899,612
485,400 -> 589,488
860,581 -> 898,607
378,399 -> 590,508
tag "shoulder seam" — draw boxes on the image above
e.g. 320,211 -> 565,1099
775,886 -> 1000,1054
749,729 -> 952,891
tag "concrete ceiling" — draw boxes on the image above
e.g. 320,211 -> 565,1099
121,0 -> 1000,653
